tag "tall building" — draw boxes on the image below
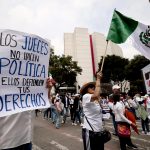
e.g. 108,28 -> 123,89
64,27 -> 123,91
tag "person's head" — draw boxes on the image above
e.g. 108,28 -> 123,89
108,94 -> 114,102
80,82 -> 95,95
144,94 -> 149,99
112,85 -> 120,95
112,94 -> 120,105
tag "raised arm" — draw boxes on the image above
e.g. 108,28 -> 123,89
91,71 -> 102,101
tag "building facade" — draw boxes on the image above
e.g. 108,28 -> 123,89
64,27 -> 123,92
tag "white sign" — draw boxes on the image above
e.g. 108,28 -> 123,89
0,29 -> 50,117
142,64 -> 150,94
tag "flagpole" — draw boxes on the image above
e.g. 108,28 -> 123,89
100,40 -> 109,72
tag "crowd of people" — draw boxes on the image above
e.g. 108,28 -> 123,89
37,73 -> 150,150
37,92 -> 84,129
1,72 -> 150,150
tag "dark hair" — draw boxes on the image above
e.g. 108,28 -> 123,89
51,97 -> 56,104
113,94 -> 120,105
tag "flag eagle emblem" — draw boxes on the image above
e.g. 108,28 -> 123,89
139,26 -> 150,48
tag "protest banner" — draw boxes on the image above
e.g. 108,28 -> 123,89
0,29 -> 50,117
142,64 -> 150,94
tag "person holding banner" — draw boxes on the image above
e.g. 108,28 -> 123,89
0,78 -> 53,150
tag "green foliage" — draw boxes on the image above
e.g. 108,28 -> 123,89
98,54 -> 150,94
49,49 -> 82,87
125,55 -> 150,81
125,55 -> 150,93
99,55 -> 129,83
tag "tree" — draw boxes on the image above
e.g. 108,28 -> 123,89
49,50 -> 82,88
98,55 -> 129,83
125,55 -> 150,93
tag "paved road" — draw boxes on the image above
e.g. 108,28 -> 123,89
33,114 -> 150,150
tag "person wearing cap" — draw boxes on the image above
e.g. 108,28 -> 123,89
112,84 -> 121,95
80,71 -> 104,150
108,85 -> 121,136
108,94 -> 117,136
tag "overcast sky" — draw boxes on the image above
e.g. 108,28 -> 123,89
0,0 -> 149,59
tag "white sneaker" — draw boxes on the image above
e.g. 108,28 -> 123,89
141,131 -> 145,134
146,132 -> 150,135
74,123 -> 77,126
80,123 -> 83,127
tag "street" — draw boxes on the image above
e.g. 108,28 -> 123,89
33,113 -> 150,150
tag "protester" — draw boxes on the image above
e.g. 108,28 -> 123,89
126,95 -> 138,119
109,84 -> 121,136
50,96 -> 57,124
134,94 -> 143,119
138,98 -> 150,135
69,95 -> 74,121
72,94 -> 83,126
62,93 -> 70,123
145,94 -> 150,119
108,94 -> 117,135
54,97 -> 63,129
0,78 -> 53,150
35,109 -> 40,117
113,94 -> 138,150
80,71 -> 105,150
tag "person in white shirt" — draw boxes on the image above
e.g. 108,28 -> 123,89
80,71 -> 104,150
113,94 -> 138,150
108,85 -> 121,136
0,78 -> 53,150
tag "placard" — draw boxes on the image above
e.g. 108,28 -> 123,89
0,29 -> 50,117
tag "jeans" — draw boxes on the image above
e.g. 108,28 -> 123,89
72,109 -> 81,124
44,108 -> 51,119
111,113 -> 117,134
55,111 -> 61,128
63,107 -> 70,122
141,118 -> 149,133
51,105 -> 57,123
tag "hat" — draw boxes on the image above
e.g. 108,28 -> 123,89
144,94 -> 149,98
80,82 -> 95,95
135,97 -> 142,102
112,85 -> 120,90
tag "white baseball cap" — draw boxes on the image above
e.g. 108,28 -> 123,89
112,85 -> 120,90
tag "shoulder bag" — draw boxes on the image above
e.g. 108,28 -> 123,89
117,122 -> 131,138
84,116 -> 111,143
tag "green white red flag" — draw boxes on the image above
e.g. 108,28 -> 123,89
107,10 -> 150,60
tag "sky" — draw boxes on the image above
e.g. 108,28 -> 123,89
0,0 -> 149,59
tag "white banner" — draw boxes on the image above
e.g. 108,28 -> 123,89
142,64 -> 150,94
0,29 -> 50,117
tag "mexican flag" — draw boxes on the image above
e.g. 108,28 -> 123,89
107,10 -> 150,60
